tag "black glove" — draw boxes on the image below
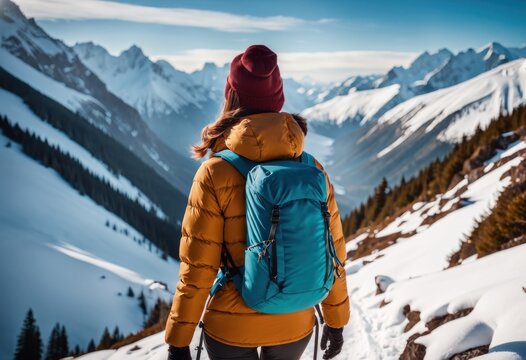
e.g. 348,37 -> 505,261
320,325 -> 344,359
167,345 -> 192,360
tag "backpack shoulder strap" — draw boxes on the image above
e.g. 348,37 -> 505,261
298,151 -> 316,167
214,149 -> 256,178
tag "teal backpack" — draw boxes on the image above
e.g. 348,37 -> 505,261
209,149 -> 344,313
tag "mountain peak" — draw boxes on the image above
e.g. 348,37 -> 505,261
118,45 -> 149,68
483,41 -> 507,52
121,45 -> 147,60
73,41 -> 110,59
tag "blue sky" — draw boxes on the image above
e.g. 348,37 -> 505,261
13,0 -> 526,81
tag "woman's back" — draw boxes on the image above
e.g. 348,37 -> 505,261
164,45 -> 349,360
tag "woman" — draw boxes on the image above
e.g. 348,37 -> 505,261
165,45 -> 350,360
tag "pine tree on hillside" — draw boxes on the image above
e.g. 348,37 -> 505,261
127,286 -> 135,298
112,326 -> 122,343
96,327 -> 112,350
70,345 -> 81,357
366,177 -> 388,224
45,323 -> 69,360
138,291 -> 147,316
58,325 -> 68,358
45,323 -> 60,360
86,339 -> 96,353
13,309 -> 43,360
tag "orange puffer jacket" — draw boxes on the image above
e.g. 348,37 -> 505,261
165,112 -> 350,348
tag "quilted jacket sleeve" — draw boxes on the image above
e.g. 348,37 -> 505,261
316,160 -> 351,329
165,161 -> 223,347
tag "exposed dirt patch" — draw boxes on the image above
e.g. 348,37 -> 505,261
352,232 -> 411,260
379,299 -> 391,308
400,308 -> 474,360
400,333 -> 426,360
449,345 -> 490,359
403,305 -> 421,332
426,308 -> 473,331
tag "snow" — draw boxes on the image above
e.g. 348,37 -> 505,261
302,85 -> 400,125
346,232 -> 369,253
0,133 -> 179,359
484,140 -> 526,170
376,59 -> 526,157
0,48 -> 101,113
0,1 -> 71,58
416,277 -> 526,360
73,42 -> 209,117
0,88 -> 166,218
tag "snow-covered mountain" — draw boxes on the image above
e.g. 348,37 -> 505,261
329,58 -> 526,210
303,42 -> 526,137
73,42 -> 219,156
0,0 -> 197,193
190,62 -> 230,98
75,128 -> 526,360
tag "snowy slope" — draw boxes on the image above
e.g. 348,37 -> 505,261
0,88 -> 165,218
0,0 -> 197,193
302,84 -> 401,127
0,133 -> 179,359
338,138 -> 526,360
76,134 -> 526,360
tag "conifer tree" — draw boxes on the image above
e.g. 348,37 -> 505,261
96,327 -> 112,350
45,323 -> 60,360
127,286 -> 135,298
138,291 -> 147,316
58,325 -> 68,358
112,326 -> 122,343
14,309 -> 43,360
86,339 -> 96,353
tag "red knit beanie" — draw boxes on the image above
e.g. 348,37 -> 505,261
225,45 -> 284,112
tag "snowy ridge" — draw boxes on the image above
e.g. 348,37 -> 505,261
0,48 -> 104,117
375,59 -> 526,158
302,84 -> 400,126
73,42 -> 210,118
302,42 -> 526,136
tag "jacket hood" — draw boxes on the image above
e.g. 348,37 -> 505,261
211,112 -> 305,162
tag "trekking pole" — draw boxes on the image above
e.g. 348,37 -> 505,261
314,304 -> 325,360
195,321 -> 205,360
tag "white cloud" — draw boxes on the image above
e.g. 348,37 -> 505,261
13,0 -> 318,32
152,50 -> 419,82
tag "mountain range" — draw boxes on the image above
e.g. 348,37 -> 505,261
302,42 -> 526,209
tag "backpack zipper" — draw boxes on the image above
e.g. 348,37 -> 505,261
321,202 -> 331,283
269,205 -> 280,282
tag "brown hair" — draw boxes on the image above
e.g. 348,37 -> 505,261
192,89 -> 308,159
